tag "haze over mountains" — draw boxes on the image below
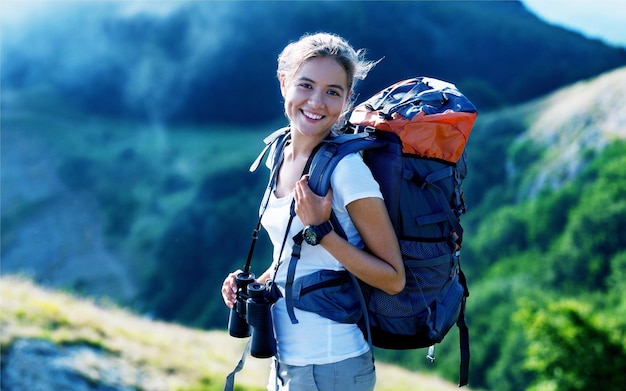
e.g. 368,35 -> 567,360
3,1 -> 626,124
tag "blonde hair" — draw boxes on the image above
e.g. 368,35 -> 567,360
277,32 -> 379,129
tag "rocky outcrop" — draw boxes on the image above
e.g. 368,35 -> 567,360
1,339 -> 166,391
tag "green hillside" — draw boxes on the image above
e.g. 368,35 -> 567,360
439,66 -> 626,390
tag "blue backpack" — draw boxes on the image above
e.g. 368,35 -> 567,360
310,77 -> 475,386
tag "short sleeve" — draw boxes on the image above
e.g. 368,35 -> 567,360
330,152 -> 382,213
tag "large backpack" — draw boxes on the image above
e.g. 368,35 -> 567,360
306,77 -> 476,386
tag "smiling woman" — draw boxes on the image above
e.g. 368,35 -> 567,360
221,32 -> 404,391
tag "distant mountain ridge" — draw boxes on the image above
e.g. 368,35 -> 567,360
2,0 -> 625,124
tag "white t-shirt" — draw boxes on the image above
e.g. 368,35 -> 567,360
261,151 -> 382,365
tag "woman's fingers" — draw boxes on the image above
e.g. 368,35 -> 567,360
221,270 -> 242,308
294,175 -> 332,226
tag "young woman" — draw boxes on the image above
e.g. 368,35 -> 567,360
222,32 -> 405,391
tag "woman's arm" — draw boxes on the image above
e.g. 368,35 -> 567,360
325,197 -> 405,294
294,176 -> 405,295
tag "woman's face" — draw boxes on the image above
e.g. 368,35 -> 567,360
280,56 -> 350,139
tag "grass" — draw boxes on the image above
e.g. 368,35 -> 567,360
0,275 -> 268,391
0,276 -> 467,391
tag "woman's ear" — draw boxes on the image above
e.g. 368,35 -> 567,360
279,74 -> 287,97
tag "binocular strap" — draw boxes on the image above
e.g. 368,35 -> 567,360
223,339 -> 251,391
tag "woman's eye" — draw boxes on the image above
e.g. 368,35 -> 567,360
327,90 -> 341,97
299,83 -> 312,89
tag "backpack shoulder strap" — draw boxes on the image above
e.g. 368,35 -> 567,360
249,126 -> 290,173
307,132 -> 385,196
305,131 -> 385,346
282,132 -> 383,324
241,128 -> 291,275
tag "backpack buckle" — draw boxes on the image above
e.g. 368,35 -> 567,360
363,126 -> 377,135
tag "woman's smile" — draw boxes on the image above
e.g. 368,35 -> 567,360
302,110 -> 324,121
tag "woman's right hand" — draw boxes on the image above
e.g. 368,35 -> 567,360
221,269 -> 242,309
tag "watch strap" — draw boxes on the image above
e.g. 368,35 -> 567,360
313,220 -> 333,239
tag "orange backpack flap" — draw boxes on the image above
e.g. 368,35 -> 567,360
349,77 -> 477,163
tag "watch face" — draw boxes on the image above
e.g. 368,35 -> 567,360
303,227 -> 318,245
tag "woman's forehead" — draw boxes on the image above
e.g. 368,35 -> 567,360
294,57 -> 349,89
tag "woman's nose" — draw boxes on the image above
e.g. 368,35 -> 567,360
308,91 -> 324,107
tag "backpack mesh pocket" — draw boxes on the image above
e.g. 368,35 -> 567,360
368,240 -> 455,319
401,239 -> 450,260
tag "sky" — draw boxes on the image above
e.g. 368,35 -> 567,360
521,0 -> 626,48
2,0 -> 626,48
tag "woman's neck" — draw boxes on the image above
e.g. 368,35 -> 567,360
288,128 -> 329,162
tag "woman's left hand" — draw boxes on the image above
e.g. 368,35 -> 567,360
294,174 -> 333,226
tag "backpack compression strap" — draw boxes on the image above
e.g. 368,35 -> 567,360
457,270 -> 470,387
405,166 -> 464,244
249,126 -> 290,173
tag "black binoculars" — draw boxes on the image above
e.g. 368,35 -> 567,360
227,272 -> 277,358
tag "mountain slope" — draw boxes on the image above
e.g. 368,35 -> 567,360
512,66 -> 626,198
464,65 -> 626,213
0,93 -> 269,308
0,276 -> 467,391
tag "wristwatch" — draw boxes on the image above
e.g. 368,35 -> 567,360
303,221 -> 334,246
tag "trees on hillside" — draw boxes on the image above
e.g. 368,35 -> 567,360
459,142 -> 626,390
